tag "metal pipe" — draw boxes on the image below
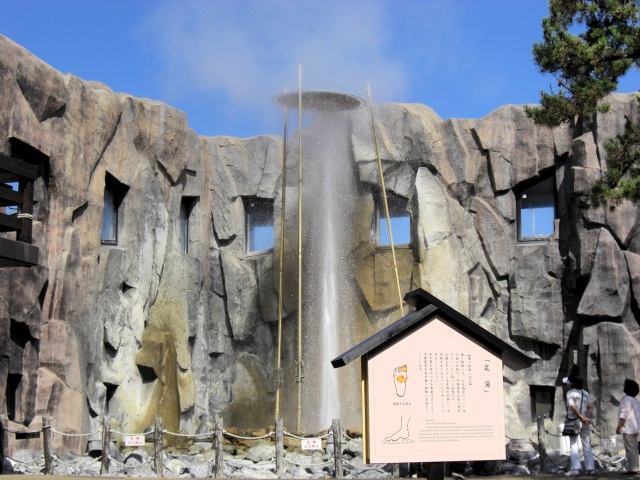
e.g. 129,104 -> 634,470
275,93 -> 288,420
297,64 -> 304,432
366,83 -> 404,316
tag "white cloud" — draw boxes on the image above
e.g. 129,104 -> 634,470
140,0 -> 409,112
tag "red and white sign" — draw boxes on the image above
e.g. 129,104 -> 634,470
123,435 -> 145,447
509,439 -> 527,451
301,438 -> 322,450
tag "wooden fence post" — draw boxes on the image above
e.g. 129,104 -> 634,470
275,418 -> 284,478
214,414 -> 224,478
392,464 -> 400,477
42,416 -> 53,474
154,417 -> 163,477
332,419 -> 342,479
0,415 -> 6,474
537,414 -> 548,472
100,416 -> 110,475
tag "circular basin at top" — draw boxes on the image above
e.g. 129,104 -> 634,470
273,90 -> 365,111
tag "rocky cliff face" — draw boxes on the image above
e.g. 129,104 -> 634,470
1,34 -> 638,453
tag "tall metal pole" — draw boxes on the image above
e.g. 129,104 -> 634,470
366,83 -> 405,316
297,64 -> 304,431
275,94 -> 288,420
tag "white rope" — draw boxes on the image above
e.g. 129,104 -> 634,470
162,429 -> 213,438
107,454 -> 154,468
283,430 -> 316,440
223,429 -> 274,440
51,427 -> 101,437
6,454 -> 44,465
17,213 -> 33,220
110,428 -> 154,436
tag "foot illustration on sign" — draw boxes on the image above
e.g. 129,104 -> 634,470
382,416 -> 414,444
393,364 -> 408,397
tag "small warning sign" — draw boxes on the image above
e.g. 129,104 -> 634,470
123,435 -> 145,447
301,438 -> 322,450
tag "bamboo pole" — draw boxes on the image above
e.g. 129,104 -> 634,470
366,83 -> 404,316
296,64 -> 304,432
275,94 -> 289,421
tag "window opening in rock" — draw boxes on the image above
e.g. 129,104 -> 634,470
10,318 -> 31,348
180,196 -> 197,254
6,373 -> 22,421
244,197 -> 274,253
530,385 -> 555,419
3,182 -> 18,215
104,383 -> 118,416
138,365 -> 158,383
377,190 -> 411,246
517,176 -> 555,241
0,139 -> 48,266
101,173 -> 129,245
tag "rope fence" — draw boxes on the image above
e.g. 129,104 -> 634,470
0,413 -> 630,478
223,429 -> 274,441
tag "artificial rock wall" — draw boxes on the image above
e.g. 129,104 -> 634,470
1,34 -> 639,452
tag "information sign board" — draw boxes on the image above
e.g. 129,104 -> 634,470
366,315 -> 505,463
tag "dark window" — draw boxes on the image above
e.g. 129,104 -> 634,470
6,373 -> 21,421
179,197 -> 197,254
517,176 -> 555,241
104,383 -> 118,416
377,190 -> 411,246
245,197 -> 274,253
101,173 -> 128,245
530,385 -> 555,419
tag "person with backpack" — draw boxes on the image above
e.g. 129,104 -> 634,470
563,375 -> 595,476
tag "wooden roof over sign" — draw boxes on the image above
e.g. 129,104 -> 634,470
331,288 -> 532,371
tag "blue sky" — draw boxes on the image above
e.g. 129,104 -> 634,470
0,0 -> 638,139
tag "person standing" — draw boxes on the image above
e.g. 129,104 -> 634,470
616,379 -> 640,475
564,375 -> 595,476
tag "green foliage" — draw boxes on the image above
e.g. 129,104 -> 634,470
528,0 -> 640,206
526,0 -> 640,126
581,115 -> 640,206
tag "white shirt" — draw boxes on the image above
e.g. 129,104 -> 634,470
566,388 -> 591,417
619,395 -> 640,434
